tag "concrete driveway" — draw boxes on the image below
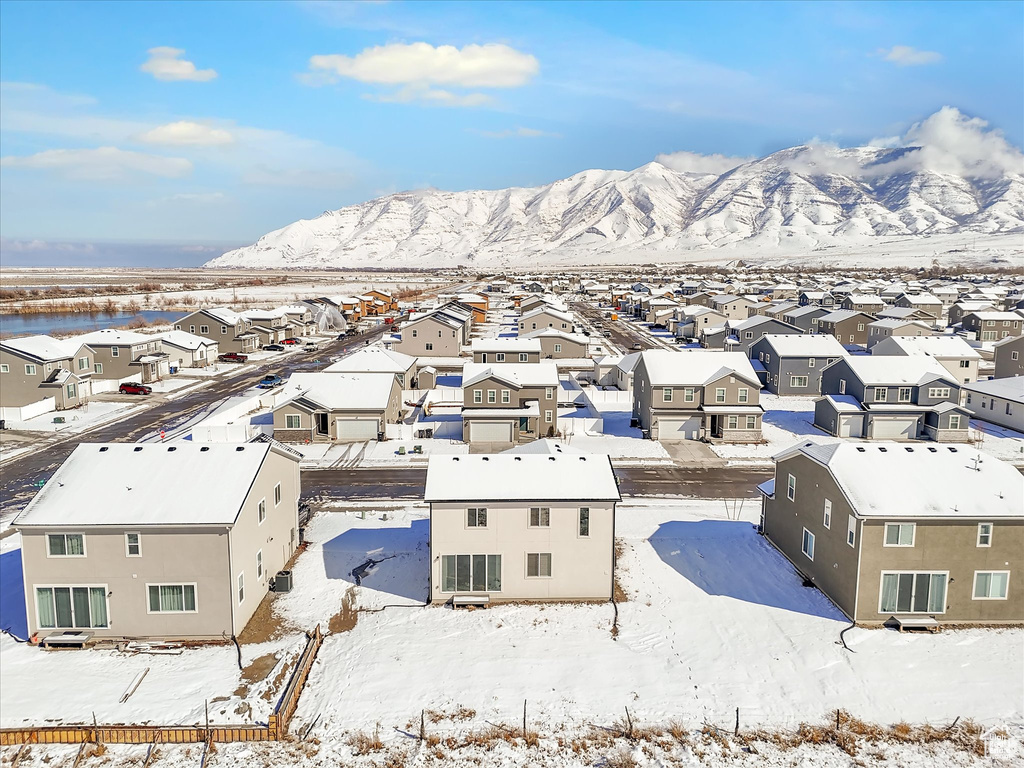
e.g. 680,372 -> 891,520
661,440 -> 728,468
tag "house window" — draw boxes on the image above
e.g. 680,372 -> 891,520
959,360 -> 970,368
744,331 -> 753,339
527,553 -> 552,578
857,323 -> 865,331
839,379 -> 846,394
221,325 -> 228,334
94,363 -> 103,374
715,388 -> 726,403
0,364 -> 7,373
36,586 -> 108,628
47,533 -> 85,557
200,325 -> 209,334
801,529 -> 815,561
425,343 -> 433,351
545,409 -> 553,423
823,499 -> 832,529
948,414 -> 962,430
25,364 -> 37,375
579,508 -> 590,537
786,474 -> 796,501
746,415 -> 756,429
125,532 -> 142,557
66,384 -> 76,399
884,522 -> 915,547
467,507 -> 488,527
684,387 -> 695,402
928,387 -> 951,399
496,353 -> 506,362
411,329 -> 418,338
473,390 -> 483,404
237,573 -> 245,604
529,507 -> 551,527
189,325 -> 196,333
111,347 -> 119,357
77,357 -> 89,371
1012,351 -> 1020,361
873,387 -> 887,402
973,571 -> 1009,600
487,390 -> 497,404
545,387 -> 554,399
554,344 -> 562,353
727,415 -> 738,429
738,388 -> 749,403
501,390 -> 511,404
274,483 -> 282,506
256,550 -> 263,580
440,554 -> 502,592
977,523 -> 993,547
663,387 -> 672,402
285,414 -> 301,429
790,376 -> 808,388
258,498 -> 267,525
847,516 -> 856,547
879,572 -> 946,614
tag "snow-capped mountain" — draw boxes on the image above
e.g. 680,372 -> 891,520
205,143 -> 1024,269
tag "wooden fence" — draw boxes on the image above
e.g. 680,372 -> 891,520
0,624 -> 324,747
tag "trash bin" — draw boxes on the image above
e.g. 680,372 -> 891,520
274,570 -> 293,593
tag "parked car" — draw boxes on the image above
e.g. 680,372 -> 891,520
257,374 -> 284,389
264,343 -> 285,351
282,338 -> 301,345
631,343 -> 643,350
119,383 -> 152,395
218,352 -> 248,363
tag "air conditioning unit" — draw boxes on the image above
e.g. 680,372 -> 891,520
273,570 -> 293,593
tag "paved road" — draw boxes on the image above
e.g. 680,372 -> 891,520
300,465 -> 772,501
572,300 -> 670,353
0,325 -> 388,516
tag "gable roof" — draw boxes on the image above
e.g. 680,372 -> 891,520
13,442 -> 294,527
638,349 -> 761,388
75,328 -> 156,346
520,306 -> 574,324
962,377 -> 1024,404
0,335 -> 87,362
424,454 -> 620,502
462,362 -> 559,389
519,327 -> 589,344
159,330 -> 217,350
838,355 -> 955,386
874,335 -> 981,360
283,371 -> 397,410
323,346 -> 416,374
818,309 -> 874,324
774,441 -> 1022,520
759,333 -> 847,357
729,315 -> 800,333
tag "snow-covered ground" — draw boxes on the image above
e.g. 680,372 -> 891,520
2,399 -> 141,433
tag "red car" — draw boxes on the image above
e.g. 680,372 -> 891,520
282,338 -> 301,345
119,383 -> 152,395
218,352 -> 249,363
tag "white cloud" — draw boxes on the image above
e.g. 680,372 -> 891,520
1,147 -> 193,181
367,85 -> 493,107
877,45 -> 943,67
654,150 -> 752,174
476,126 -> 560,139
140,47 -> 218,82
309,42 -> 537,87
138,121 -> 234,146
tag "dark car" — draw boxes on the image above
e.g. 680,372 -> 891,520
218,352 -> 248,363
119,382 -> 152,395
264,343 -> 285,352
282,338 -> 301,345
257,374 -> 284,389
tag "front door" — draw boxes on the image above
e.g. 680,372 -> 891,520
316,412 -> 329,436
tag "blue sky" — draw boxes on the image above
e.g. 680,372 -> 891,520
1,0 -> 1021,263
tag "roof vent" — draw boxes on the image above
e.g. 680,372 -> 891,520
235,446 -> 245,452
482,457 -> 489,461
99,446 -> 109,452
548,456 -> 556,461
453,457 -> 460,462
927,446 -> 937,452
133,446 -> 143,452
948,447 -> 958,452
878,447 -> 888,452
904,447 -> 913,452
514,456 -> 521,461
200,446 -> 210,452
579,456 -> 586,461
855,446 -> 866,452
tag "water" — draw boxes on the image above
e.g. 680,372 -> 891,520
0,310 -> 179,338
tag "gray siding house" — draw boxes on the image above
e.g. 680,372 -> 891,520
0,336 -> 95,418
74,329 -> 169,384
461,362 -> 560,445
993,335 -> 1024,379
175,308 -> 259,354
749,334 -> 847,395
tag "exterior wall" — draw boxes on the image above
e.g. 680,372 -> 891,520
273,379 -> 401,443
964,391 -> 1024,433
0,347 -> 94,409
824,317 -> 872,346
428,500 -> 615,602
762,454 -> 861,619
462,375 -> 557,442
273,402 -> 317,443
732,320 -> 800,356
473,350 -> 541,364
819,360 -> 866,401
518,310 -> 573,333
88,339 -> 164,383
782,308 -> 828,333
856,519 -> 1024,624
228,450 -> 301,635
20,525 -> 234,640
962,314 -> 1023,341
993,336 -> 1024,379
539,336 -> 587,359
395,316 -> 462,357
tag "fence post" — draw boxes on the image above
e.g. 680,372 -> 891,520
734,707 -> 739,737
523,700 -> 527,738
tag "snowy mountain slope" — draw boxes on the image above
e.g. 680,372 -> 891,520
206,143 -> 1024,269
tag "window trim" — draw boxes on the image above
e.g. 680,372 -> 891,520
715,387 -> 726,403
256,550 -> 263,581
35,584 -> 110,628
790,375 -> 809,388
578,507 -> 590,538
972,570 -> 1009,601
847,515 -> 856,548
146,582 -> 198,614
285,414 -> 301,429
529,506 -> 551,528
662,387 -> 673,402
883,522 -> 916,547
46,532 -> 87,558
786,473 -> 796,501
125,532 -> 142,558
0,364 -> 8,373
526,552 -> 553,578
977,523 -> 993,547
274,483 -> 282,507
877,570 -> 949,615
466,507 -> 488,528
237,572 -> 245,605
801,528 -> 815,561
257,498 -> 267,525
823,499 -> 832,530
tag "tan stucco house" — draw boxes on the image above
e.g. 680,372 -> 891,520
759,441 -> 1022,626
14,441 -> 301,641
424,454 -> 620,603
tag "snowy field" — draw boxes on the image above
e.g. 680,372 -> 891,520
1,399 -> 141,433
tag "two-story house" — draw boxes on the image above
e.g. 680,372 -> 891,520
962,378 -> 1024,433
947,301 -> 995,327
424,454 -> 620,603
701,315 -> 803,355
781,305 -> 829,334
993,335 -> 1024,379
870,335 -> 981,385
518,307 -> 575,335
813,310 -> 876,347
395,305 -> 473,358
174,307 -> 259,354
520,328 -> 590,359
461,362 -> 560,445
865,319 -> 933,347
813,356 -> 969,441
470,338 -> 541,364
74,329 -> 168,384
14,441 -> 301,641
961,311 -> 1023,342
632,350 -> 763,443
159,330 -> 219,369
0,335 -> 95,419
893,293 -> 943,320
749,334 -> 847,395
759,441 -> 1022,627
840,293 -> 887,314
324,346 -> 417,388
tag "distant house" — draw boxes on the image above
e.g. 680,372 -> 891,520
15,441 -> 301,641
591,352 -> 640,391
273,371 -> 403,442
865,319 -> 933,347
632,350 -> 763,442
0,335 -> 95,419
470,338 -> 542,364
814,310 -> 876,347
870,335 -> 981,385
75,329 -> 169,384
961,311 -> 1023,342
749,334 -> 847,395
424,454 -> 620,603
813,357 -> 968,441
947,301 -> 995,327
840,293 -> 887,314
159,330 -> 219,369
521,328 -> 590,359
962,378 -> 1024,433
324,346 -> 418,389
893,293 -> 943,319
395,305 -> 472,358
175,308 -> 259,354
993,335 -> 1024,379
759,441 -> 1023,626
798,291 -> 835,308
781,305 -> 828,334
461,362 -> 560,445
518,307 -> 575,334
702,315 -> 802,355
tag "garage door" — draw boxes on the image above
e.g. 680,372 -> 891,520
657,416 -> 701,441
838,416 -> 863,438
336,419 -> 379,440
870,416 -> 918,440
471,421 -> 513,443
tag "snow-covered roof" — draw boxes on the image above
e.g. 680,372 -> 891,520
424,454 -> 620,502
470,338 -> 542,354
729,314 -> 797,332
519,328 -> 589,344
822,394 -> 863,412
75,328 -> 156,346
159,330 -> 217,350
818,309 -> 873,323
614,351 -> 642,374
760,333 -> 847,357
14,442 -> 295,528
0,335 -> 87,362
639,349 -> 761,388
875,335 -> 981,360
963,377 -> 1024,404
324,346 -> 416,374
462,362 -> 559,388
774,441 -> 1023,520
845,293 -> 885,304
783,305 -> 828,318
197,306 -> 242,324
867,318 -> 931,330
283,371 -> 397,410
841,355 -> 954,386
520,306 -> 574,323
